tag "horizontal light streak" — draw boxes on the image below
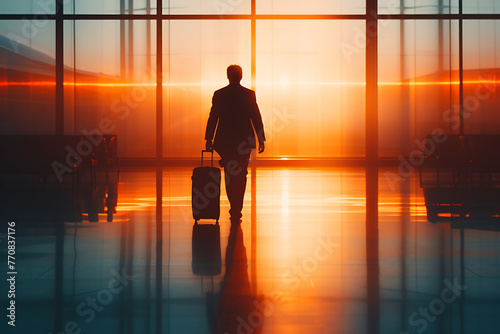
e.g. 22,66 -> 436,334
0,80 -> 498,87
115,195 -> 195,212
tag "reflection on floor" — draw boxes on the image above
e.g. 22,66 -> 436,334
1,166 -> 500,334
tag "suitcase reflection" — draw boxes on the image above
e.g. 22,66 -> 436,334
192,221 -> 222,276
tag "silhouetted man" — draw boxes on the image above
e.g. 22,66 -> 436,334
205,65 -> 265,224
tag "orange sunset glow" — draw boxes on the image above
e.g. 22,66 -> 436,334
2,1 -> 500,334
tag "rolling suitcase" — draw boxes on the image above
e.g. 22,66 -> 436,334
192,150 -> 221,223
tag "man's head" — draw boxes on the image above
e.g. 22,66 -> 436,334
227,64 -> 243,84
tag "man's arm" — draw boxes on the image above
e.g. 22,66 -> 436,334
205,93 -> 220,150
249,91 -> 266,153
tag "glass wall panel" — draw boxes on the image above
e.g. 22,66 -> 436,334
164,20 -> 251,158
0,21 -> 55,134
378,20 -> 459,157
3,1 -> 500,159
64,0 -> 157,15
64,20 -> 156,157
165,0 -> 251,15
463,20 -> 500,134
257,20 -> 365,158
257,0 -> 365,15
0,0 -> 56,14
463,0 -> 500,14
379,0 -> 459,14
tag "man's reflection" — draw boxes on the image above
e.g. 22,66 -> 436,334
212,223 -> 267,334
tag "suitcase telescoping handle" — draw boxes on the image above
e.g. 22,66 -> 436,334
201,149 -> 214,167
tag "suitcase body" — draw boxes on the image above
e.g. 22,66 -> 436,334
192,222 -> 221,276
192,150 -> 221,223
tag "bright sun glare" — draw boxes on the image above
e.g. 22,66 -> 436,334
280,76 -> 290,88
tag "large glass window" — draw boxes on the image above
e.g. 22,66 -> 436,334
64,0 -> 158,15
378,20 -> 460,157
64,20 -> 156,157
164,20 -> 251,158
0,21 -> 55,134
257,20 -> 366,158
257,0 -> 365,14
378,0 -> 459,14
166,0 -> 251,15
0,0 -> 56,14
463,20 -> 500,134
463,0 -> 500,14
1,1 -> 500,159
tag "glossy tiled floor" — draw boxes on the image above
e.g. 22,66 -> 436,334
2,166 -> 500,334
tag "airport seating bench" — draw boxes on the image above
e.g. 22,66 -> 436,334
419,134 -> 500,222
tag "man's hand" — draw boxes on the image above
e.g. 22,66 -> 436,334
258,141 -> 265,154
205,140 -> 213,151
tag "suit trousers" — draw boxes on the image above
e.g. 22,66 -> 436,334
216,149 -> 250,221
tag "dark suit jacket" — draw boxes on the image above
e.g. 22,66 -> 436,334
205,83 -> 265,156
